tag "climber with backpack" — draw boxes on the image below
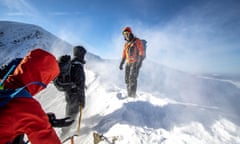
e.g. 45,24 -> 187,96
53,45 -> 87,138
119,26 -> 146,97
0,48 -> 74,144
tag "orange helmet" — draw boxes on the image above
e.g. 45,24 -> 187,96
122,26 -> 132,34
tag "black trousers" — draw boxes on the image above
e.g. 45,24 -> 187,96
125,63 -> 140,97
62,91 -> 84,134
65,91 -> 84,120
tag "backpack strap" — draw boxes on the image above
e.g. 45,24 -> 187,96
0,81 -> 46,108
10,81 -> 46,98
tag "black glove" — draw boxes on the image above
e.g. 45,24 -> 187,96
119,63 -> 123,70
119,58 -> 125,70
47,112 -> 74,127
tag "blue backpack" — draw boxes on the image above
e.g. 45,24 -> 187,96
0,59 -> 46,108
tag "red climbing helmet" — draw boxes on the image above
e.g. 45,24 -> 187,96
122,26 -> 132,34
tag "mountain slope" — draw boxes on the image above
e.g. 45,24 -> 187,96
1,21 -> 240,144
0,21 -> 72,64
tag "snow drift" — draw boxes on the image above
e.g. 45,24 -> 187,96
1,21 -> 240,144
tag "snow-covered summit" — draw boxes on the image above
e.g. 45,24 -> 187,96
1,21 -> 240,144
0,21 -> 101,65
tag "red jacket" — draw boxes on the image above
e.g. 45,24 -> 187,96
0,49 -> 61,144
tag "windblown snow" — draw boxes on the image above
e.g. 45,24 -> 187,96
1,21 -> 240,144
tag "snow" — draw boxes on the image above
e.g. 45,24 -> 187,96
37,64 -> 240,144
1,21 -> 240,144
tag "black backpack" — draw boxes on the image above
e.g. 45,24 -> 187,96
54,55 -> 75,91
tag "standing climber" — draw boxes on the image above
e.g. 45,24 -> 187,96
54,45 -> 87,135
119,26 -> 145,97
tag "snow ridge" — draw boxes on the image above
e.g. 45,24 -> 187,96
1,21 -> 240,144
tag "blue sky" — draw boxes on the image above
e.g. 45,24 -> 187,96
0,0 -> 240,74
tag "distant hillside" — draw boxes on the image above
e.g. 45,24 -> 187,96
1,21 -> 73,65
0,21 -> 104,66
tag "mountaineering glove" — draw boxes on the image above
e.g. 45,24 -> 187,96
47,112 -> 74,127
119,58 -> 125,70
119,63 -> 123,70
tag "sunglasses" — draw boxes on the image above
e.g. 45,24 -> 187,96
122,31 -> 129,35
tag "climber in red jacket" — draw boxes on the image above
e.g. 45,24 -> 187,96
0,49 -> 72,144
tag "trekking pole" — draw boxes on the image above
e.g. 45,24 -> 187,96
77,105 -> 83,132
70,137 -> 74,144
70,105 -> 83,144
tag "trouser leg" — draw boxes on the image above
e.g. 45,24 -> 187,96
132,65 -> 140,97
65,93 -> 81,118
125,64 -> 131,96
125,64 -> 130,84
127,63 -> 139,97
62,93 -> 80,134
